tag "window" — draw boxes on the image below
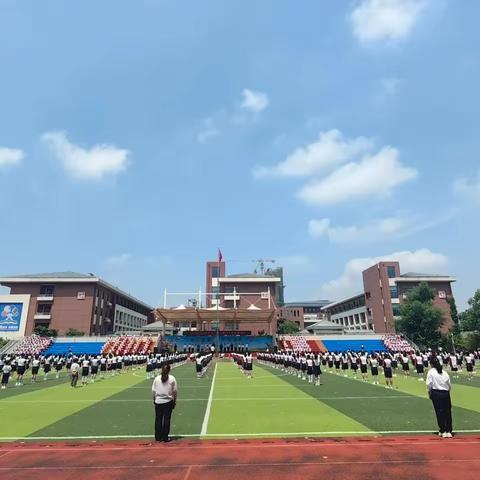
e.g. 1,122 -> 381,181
387,266 -> 397,278
40,285 -> 54,296
392,304 -> 401,317
389,286 -> 399,299
211,266 -> 220,278
37,303 -> 52,314
211,286 -> 220,299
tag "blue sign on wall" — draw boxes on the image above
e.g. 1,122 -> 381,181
0,303 -> 23,332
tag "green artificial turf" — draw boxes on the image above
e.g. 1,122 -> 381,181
1,359 -> 479,441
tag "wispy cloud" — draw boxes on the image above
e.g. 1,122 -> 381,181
348,0 -> 429,44
240,89 -> 269,113
319,248 -> 448,300
42,131 -> 129,181
308,212 -> 453,244
253,129 -> 373,178
297,146 -> 417,206
197,117 -> 220,143
0,147 -> 24,168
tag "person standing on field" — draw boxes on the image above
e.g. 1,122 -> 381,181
152,364 -> 177,442
70,358 -> 80,388
427,357 -> 453,438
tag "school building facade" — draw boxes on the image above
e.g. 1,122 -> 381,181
0,272 -> 154,338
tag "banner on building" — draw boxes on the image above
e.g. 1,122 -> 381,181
0,303 -> 23,332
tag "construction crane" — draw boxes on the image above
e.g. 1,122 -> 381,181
253,259 -> 275,275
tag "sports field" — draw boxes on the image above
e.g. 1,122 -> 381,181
1,359 -> 480,441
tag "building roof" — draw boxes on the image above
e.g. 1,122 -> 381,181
283,300 -> 330,308
401,272 -> 448,278
227,273 -> 279,279
306,319 -> 344,331
218,274 -> 281,283
395,273 -> 455,283
5,271 -> 95,279
0,271 -> 153,310
321,292 -> 365,311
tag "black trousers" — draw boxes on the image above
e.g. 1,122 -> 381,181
155,401 -> 174,441
431,390 -> 452,433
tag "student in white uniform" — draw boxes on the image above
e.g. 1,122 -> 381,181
370,355 -> 379,385
31,357 -> 41,383
152,364 -> 177,442
245,353 -> 253,379
359,353 -> 368,382
383,357 -> 394,389
426,358 -> 453,438
465,352 -> 475,380
81,357 -> 90,385
90,356 -> 99,383
1,363 -> 12,389
15,356 -> 27,386
449,354 -> 459,379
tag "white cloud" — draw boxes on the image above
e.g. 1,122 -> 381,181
253,129 -> 373,178
297,146 -> 417,206
197,117 -> 220,143
308,212 -> 451,244
453,172 -> 480,202
276,255 -> 311,271
319,248 -> 448,300
42,131 -> 129,180
0,147 -> 24,168
240,89 -> 269,113
349,0 -> 428,44
105,253 -> 131,265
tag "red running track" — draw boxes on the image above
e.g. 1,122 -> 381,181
0,435 -> 480,480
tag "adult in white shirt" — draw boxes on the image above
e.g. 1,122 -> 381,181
426,358 -> 453,438
152,364 -> 177,442
70,359 -> 80,388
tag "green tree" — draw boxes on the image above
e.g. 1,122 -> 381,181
65,328 -> 85,337
460,289 -> 480,332
396,282 -> 444,348
34,326 -> 58,337
277,320 -> 300,335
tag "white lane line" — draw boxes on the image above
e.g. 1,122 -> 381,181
200,362 -> 217,436
0,395 -> 413,404
2,430 -> 480,441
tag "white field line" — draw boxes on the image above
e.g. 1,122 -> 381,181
2,430 -> 480,441
0,395 -> 414,403
200,362 -> 217,436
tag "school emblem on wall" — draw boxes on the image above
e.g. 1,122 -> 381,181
0,303 -> 23,331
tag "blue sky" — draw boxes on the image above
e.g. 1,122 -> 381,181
0,0 -> 479,309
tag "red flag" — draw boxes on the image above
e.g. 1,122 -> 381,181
218,249 -> 223,263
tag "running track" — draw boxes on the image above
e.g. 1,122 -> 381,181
0,435 -> 479,480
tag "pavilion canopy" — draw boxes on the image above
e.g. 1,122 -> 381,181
154,307 -> 276,323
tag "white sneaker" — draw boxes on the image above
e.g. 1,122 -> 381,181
442,432 -> 448,438
446,432 -> 453,438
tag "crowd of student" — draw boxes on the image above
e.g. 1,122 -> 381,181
232,352 -> 254,378
257,348 -> 478,387
194,353 -> 213,377
0,351 -> 189,389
